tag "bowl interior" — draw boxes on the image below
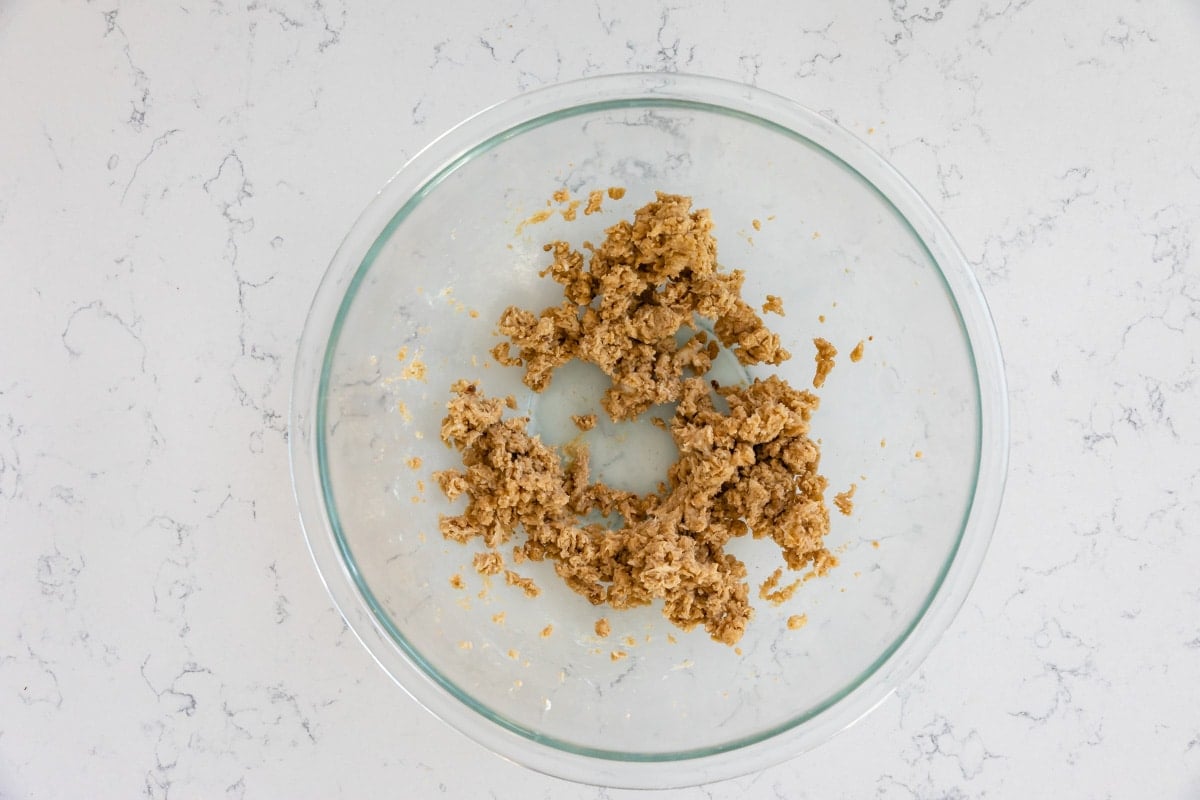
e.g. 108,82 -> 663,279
317,100 -> 979,757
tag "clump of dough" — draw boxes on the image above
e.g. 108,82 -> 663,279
493,193 -> 790,420
435,372 -> 831,645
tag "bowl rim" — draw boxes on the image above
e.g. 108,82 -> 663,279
289,71 -> 1009,789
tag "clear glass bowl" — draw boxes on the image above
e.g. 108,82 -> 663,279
289,73 -> 1007,788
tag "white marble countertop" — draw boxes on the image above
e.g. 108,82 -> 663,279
3,1 -> 1199,797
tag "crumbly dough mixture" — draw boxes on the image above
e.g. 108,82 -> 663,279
435,193 -> 834,646
492,193 -> 789,420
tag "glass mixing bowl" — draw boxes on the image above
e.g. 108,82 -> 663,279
289,73 -> 1007,788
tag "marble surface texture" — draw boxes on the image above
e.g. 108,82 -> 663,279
2,1 -> 1199,797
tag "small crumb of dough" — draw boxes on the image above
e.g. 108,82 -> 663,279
561,200 -> 581,221
396,346 -> 408,361
571,413 -> 597,431
759,567 -> 782,597
667,634 -> 677,644
880,438 -> 887,448
762,294 -> 785,316
818,314 -> 826,324
915,450 -> 924,459
516,208 -> 553,233
758,567 -> 802,605
594,618 -> 611,638
552,188 -> 570,203
473,551 -> 504,575
507,648 -> 519,659
752,219 -> 762,231
607,186 -> 625,200
622,635 -> 636,647
449,574 -> 465,589
813,338 -> 837,388
401,356 -> 427,382
469,309 -> 480,319
541,624 -> 554,638
458,640 -> 473,650
504,569 -> 541,598
872,540 -> 880,549
850,340 -> 865,362
610,651 -> 627,662
492,612 -> 506,625
407,456 -> 422,469
834,483 -> 857,516
397,401 -> 412,423
584,190 -> 604,215
787,614 -> 808,630
734,647 -> 743,655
